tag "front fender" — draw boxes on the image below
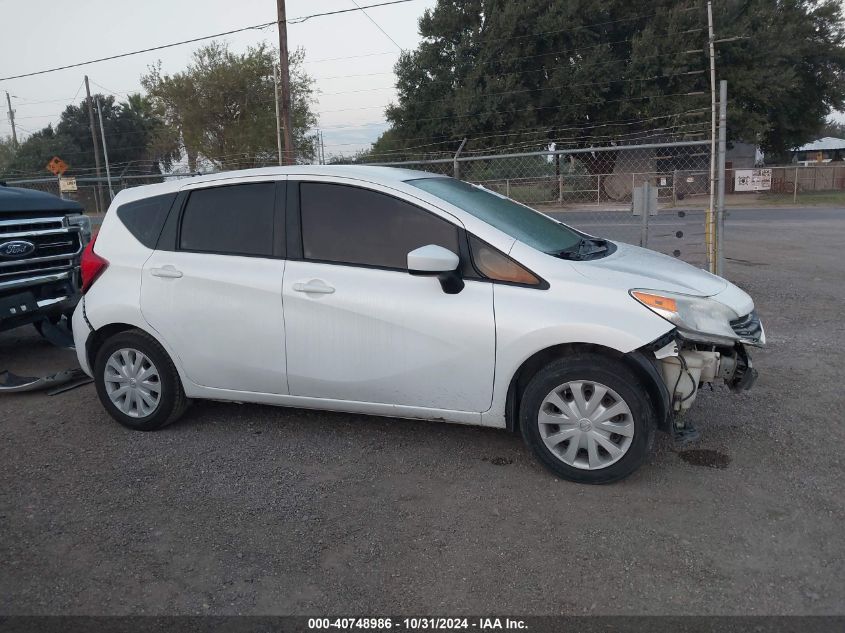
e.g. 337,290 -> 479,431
624,348 -> 672,433
481,280 -> 674,428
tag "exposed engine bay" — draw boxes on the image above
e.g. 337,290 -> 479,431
655,339 -> 758,414
650,306 -> 764,421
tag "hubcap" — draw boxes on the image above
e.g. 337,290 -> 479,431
538,380 -> 635,470
104,348 -> 161,418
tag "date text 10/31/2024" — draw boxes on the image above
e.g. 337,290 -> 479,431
307,618 -> 528,630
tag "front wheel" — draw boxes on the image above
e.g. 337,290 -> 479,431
93,329 -> 189,431
519,354 -> 655,484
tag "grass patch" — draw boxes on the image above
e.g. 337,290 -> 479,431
752,191 -> 845,206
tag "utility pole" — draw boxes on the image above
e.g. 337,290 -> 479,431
95,97 -> 115,202
706,1 -> 717,273
276,0 -> 294,165
84,76 -> 104,214
715,80 -> 728,278
4,92 -> 18,148
273,66 -> 283,166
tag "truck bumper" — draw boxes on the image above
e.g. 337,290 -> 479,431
0,270 -> 80,332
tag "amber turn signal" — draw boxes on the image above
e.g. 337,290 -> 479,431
632,291 -> 677,313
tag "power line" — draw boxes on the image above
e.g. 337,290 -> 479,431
0,0 -> 417,82
12,50 -> 701,117
321,68 -> 706,104
305,51 -> 398,64
286,0 -> 416,23
64,108 -> 712,154
10,57 -> 705,125
1,7 -> 713,168
344,108 -> 710,148
0,119 -> 710,179
2,6 -> 705,85
3,18 -> 708,118
317,89 -> 705,117
350,0 -> 405,51
90,79 -> 128,97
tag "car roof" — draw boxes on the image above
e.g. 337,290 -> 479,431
0,185 -> 84,214
114,165 -> 448,203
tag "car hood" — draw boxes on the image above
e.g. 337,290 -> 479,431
0,185 -> 83,213
571,241 -> 728,296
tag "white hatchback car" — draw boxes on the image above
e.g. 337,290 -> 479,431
73,166 -> 763,483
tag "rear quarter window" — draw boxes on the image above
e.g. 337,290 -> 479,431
116,193 -> 177,248
179,183 -> 276,257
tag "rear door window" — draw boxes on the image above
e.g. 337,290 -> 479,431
179,183 -> 276,257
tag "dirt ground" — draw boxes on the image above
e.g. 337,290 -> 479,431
0,207 -> 843,616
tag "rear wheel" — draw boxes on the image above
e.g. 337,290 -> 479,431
519,354 -> 655,484
93,329 -> 189,431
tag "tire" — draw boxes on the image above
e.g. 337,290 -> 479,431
93,329 -> 189,431
519,354 -> 655,484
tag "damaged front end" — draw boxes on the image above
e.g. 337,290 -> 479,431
644,305 -> 765,442
656,336 -> 758,405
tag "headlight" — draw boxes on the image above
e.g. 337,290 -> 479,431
630,289 -> 740,345
65,214 -> 92,245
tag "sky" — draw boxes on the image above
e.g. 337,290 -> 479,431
0,0 -> 437,158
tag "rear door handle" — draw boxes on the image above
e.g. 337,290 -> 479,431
293,279 -> 335,294
150,266 -> 183,279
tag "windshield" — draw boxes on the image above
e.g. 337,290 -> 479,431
407,178 -> 582,253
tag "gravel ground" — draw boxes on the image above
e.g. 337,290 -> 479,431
0,208 -> 843,616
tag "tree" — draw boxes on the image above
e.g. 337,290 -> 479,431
715,0 -> 845,154
142,42 -> 318,170
4,94 -> 178,177
5,125 -> 76,177
818,118 -> 845,138
0,136 -> 16,175
372,0 -> 845,159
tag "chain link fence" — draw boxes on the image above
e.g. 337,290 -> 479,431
4,140 -> 717,266
725,164 -> 845,202
368,141 -> 714,266
2,174 -> 191,216
19,141 -> 824,267
6,138 -> 845,273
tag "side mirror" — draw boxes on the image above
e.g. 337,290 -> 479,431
407,244 -> 460,273
407,244 -> 464,294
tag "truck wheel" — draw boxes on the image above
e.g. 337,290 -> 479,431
519,354 -> 655,484
93,329 -> 189,431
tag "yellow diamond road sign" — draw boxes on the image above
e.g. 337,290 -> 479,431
46,156 -> 69,176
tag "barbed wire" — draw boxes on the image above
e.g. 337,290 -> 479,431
0,106 -> 712,177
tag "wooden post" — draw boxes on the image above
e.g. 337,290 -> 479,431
276,0 -> 295,164
84,76 -> 104,213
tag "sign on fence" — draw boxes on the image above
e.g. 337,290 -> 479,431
59,177 -> 77,193
734,168 -> 772,192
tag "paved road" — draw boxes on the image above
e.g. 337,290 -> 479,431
548,206 -> 845,266
722,206 -> 845,223
1,206 -> 843,616
548,206 -> 845,225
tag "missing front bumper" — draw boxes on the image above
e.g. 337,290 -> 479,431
657,342 -> 758,412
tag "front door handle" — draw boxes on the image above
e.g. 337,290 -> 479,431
150,266 -> 183,279
293,279 -> 335,294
